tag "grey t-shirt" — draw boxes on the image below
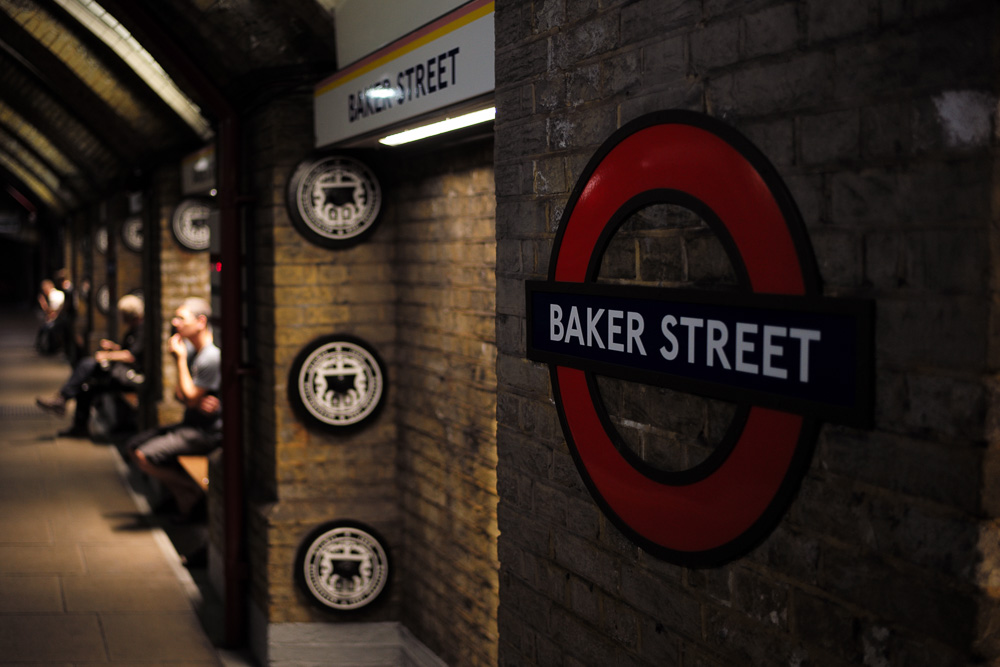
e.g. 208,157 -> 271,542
182,341 -> 222,432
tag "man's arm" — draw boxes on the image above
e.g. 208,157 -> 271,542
170,334 -> 208,407
95,348 -> 135,365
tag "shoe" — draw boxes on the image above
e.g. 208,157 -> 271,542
36,395 -> 66,415
180,545 -> 208,569
169,496 -> 207,525
57,426 -> 89,439
151,496 -> 178,515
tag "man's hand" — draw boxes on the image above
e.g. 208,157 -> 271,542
198,395 -> 220,415
169,333 -> 187,360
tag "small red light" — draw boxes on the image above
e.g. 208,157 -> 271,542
215,262 -> 222,272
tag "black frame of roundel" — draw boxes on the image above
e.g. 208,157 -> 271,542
170,196 -> 214,252
293,519 -> 392,613
285,151 -> 385,250
120,216 -> 144,253
95,284 -> 111,315
286,333 -> 388,433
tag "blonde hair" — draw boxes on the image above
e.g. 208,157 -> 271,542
117,294 -> 144,321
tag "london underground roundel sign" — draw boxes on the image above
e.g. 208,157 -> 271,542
526,111 -> 873,566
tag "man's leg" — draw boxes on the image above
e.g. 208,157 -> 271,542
37,357 -> 100,415
129,426 -> 215,517
62,357 -> 100,398
58,389 -> 93,438
133,449 -> 204,516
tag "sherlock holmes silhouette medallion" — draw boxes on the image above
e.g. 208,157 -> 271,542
296,520 -> 390,612
287,155 -> 383,249
288,334 -> 386,431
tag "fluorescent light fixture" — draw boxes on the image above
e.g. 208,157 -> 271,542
367,88 -> 396,99
379,107 -> 495,146
53,0 -> 213,140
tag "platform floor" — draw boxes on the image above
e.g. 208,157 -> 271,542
0,306 -> 250,666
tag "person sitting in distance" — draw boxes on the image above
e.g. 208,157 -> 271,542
36,294 -> 145,438
35,278 -> 65,355
37,278 -> 64,321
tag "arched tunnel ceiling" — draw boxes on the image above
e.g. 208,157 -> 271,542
0,0 -> 338,220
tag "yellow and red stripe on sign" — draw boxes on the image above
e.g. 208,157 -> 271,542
316,0 -> 494,97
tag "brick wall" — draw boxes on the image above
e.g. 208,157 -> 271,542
245,95 -> 402,624
114,194 -> 143,304
389,140 -> 499,667
495,0 -> 1000,665
154,166 -> 210,425
243,95 -> 499,663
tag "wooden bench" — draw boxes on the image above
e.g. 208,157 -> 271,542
177,455 -> 209,491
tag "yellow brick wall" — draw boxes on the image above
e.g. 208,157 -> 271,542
155,168 -> 211,426
390,141 -> 498,667
242,96 -> 403,623
243,96 -> 498,665
114,195 -> 143,308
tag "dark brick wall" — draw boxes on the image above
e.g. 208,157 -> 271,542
495,0 -> 1000,665
89,211 -> 109,347
112,196 -> 143,308
66,212 -> 91,349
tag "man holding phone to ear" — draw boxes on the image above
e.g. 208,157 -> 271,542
127,296 -> 221,522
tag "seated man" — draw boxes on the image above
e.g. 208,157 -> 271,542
128,297 -> 221,522
36,294 -> 145,438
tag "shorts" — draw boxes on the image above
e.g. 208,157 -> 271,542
127,424 -> 221,466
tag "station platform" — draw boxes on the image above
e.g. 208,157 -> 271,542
0,306 -> 250,666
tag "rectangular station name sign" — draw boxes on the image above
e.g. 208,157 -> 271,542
526,281 -> 874,427
314,0 -> 494,147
